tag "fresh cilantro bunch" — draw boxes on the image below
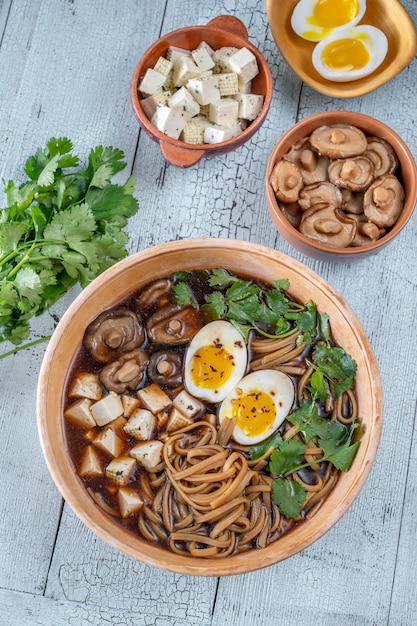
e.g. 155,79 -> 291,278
172,267 -> 324,343
0,137 -> 139,355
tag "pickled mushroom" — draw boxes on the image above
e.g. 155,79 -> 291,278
298,181 -> 342,212
350,214 -> 383,246
283,136 -> 330,185
146,304 -> 202,345
363,174 -> 405,227
270,159 -> 303,203
328,156 -> 374,191
310,124 -> 367,159
148,350 -> 183,387
99,349 -> 149,393
136,278 -> 172,313
364,136 -> 398,178
84,309 -> 145,363
300,203 -> 356,247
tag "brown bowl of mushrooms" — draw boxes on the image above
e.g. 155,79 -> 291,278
265,111 -> 417,261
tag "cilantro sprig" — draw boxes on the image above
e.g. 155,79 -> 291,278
172,267 -> 326,344
0,137 -> 139,355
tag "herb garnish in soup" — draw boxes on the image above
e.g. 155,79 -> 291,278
64,268 -> 361,558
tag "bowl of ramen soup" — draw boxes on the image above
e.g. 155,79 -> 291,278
131,15 -> 273,167
37,238 -> 382,576
266,111 -> 417,262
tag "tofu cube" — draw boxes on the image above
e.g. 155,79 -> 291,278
229,47 -> 259,83
137,383 -> 172,414
172,55 -> 201,87
91,391 -> 124,427
93,427 -> 124,458
208,97 -> 239,127
105,455 -> 136,486
173,389 -> 203,418
123,408 -> 155,440
121,394 -> 141,417
168,87 -> 200,121
218,72 -> 239,97
153,56 -> 173,79
151,105 -> 185,139
166,407 -> 193,433
138,68 -> 166,96
212,46 -> 239,73
130,440 -> 164,471
191,46 -> 215,73
78,446 -> 103,478
166,45 -> 192,63
64,398 -> 96,428
234,93 -> 264,120
187,75 -> 220,106
204,123 -> 242,144
196,40 -> 215,57
140,91 -> 173,120
68,372 -> 102,401
117,487 -> 144,518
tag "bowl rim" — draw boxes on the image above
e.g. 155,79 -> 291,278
265,110 -> 417,257
37,238 -> 383,575
130,18 -> 273,155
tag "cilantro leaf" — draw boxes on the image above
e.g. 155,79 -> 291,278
269,439 -> 306,476
172,282 -> 197,307
271,478 -> 307,519
249,430 -> 283,460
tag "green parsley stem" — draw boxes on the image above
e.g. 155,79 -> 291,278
0,334 -> 52,360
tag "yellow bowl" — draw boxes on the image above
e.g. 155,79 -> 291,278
37,238 -> 382,576
266,0 -> 417,98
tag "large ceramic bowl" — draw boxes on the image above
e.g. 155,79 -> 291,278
131,16 -> 273,167
266,111 -> 417,262
37,238 -> 382,576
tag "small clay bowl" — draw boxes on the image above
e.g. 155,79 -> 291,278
131,15 -> 273,168
37,238 -> 382,576
266,111 -> 417,262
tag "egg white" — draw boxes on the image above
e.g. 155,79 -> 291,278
291,0 -> 366,42
183,320 -> 247,403
312,25 -> 388,82
218,370 -> 295,445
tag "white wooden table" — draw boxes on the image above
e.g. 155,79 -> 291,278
1,1 -> 417,624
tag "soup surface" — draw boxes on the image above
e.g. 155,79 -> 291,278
64,268 -> 360,558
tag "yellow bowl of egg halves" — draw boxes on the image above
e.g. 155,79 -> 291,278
266,0 -> 417,97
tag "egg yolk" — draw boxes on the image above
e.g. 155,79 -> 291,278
304,0 -> 359,40
321,37 -> 370,71
231,389 -> 276,437
189,345 -> 234,390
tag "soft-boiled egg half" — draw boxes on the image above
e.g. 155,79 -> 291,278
218,370 -> 295,445
184,320 -> 247,403
291,0 -> 366,42
312,25 -> 388,82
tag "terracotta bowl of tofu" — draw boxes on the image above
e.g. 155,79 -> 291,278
265,110 -> 417,262
131,15 -> 273,167
37,238 -> 382,576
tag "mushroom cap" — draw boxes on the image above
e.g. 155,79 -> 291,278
350,214 -> 383,247
147,350 -> 183,388
146,303 -> 203,345
310,124 -> 367,159
298,181 -> 342,212
136,278 -> 172,314
283,138 -> 330,185
270,159 -> 304,203
364,136 -> 398,178
300,203 -> 357,248
83,309 -> 145,363
363,174 -> 405,227
341,189 -> 365,214
328,156 -> 375,192
99,349 -> 149,393
279,201 -> 302,228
